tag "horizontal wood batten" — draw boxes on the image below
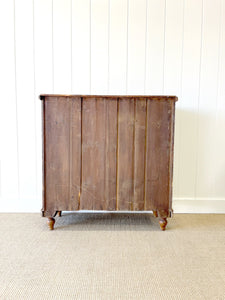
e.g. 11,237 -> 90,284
39,95 -> 178,101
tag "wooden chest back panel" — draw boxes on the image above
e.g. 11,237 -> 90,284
81,97 -> 118,210
43,96 -> 176,214
145,100 -> 172,210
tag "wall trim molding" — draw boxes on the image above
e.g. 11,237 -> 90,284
173,198 -> 225,213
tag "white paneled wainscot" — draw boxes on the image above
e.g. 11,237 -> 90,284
0,0 -> 225,213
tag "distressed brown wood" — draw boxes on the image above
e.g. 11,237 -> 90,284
104,100 -> 117,210
133,98 -> 146,210
40,95 -> 177,230
145,100 -> 173,213
45,97 -> 70,213
80,98 -> 117,210
70,98 -> 81,210
117,98 -> 135,210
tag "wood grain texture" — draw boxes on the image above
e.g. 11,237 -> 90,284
81,97 -> 117,210
81,98 -> 102,209
70,97 -> 81,210
104,100 -> 117,210
44,97 -> 71,215
42,95 -> 177,222
133,98 -> 146,210
145,99 -> 172,211
40,95 -> 177,100
169,101 -> 176,209
117,98 -> 135,210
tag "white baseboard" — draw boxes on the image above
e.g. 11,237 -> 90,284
0,198 -> 225,213
173,198 -> 225,213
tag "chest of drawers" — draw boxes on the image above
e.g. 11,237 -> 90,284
40,95 -> 177,230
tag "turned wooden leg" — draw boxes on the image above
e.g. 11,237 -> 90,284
57,211 -> 62,217
153,210 -> 158,217
159,218 -> 168,231
47,217 -> 55,230
157,209 -> 170,231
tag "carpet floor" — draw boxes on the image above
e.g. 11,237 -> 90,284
0,213 -> 224,300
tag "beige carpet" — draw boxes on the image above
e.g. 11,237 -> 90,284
0,213 -> 225,300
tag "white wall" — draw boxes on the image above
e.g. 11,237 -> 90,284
0,0 -> 225,213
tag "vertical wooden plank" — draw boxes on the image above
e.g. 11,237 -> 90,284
81,98 -> 99,209
196,0 -> 221,199
178,0 -> 202,199
104,100 -> 117,210
169,101 -> 176,209
108,0 -> 127,94
145,0 -> 165,94
81,98 -> 117,210
145,99 -> 172,211
117,98 -> 134,210
72,0 -> 90,93
91,0 -> 109,94
34,0 -> 53,211
15,0 -> 37,207
70,97 -> 81,210
0,0 -> 19,210
92,99 -> 105,210
127,0 -> 146,94
53,0 -> 71,93
45,97 -> 71,213
133,99 -> 146,210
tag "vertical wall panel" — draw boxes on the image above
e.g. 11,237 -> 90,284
0,0 -> 19,210
72,0 -> 90,93
163,0 -> 184,198
1,1 -> 225,212
127,0 -> 146,94
178,0 -> 202,198
91,0 -> 109,94
34,0 -> 53,94
145,0 -> 165,94
196,0 -> 221,199
164,0 -> 184,96
213,1 -> 225,198
34,0 -> 53,210
108,0 -> 127,94
53,0 -> 71,93
15,0 -> 36,206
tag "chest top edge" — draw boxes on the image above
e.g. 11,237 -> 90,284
39,94 -> 178,102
